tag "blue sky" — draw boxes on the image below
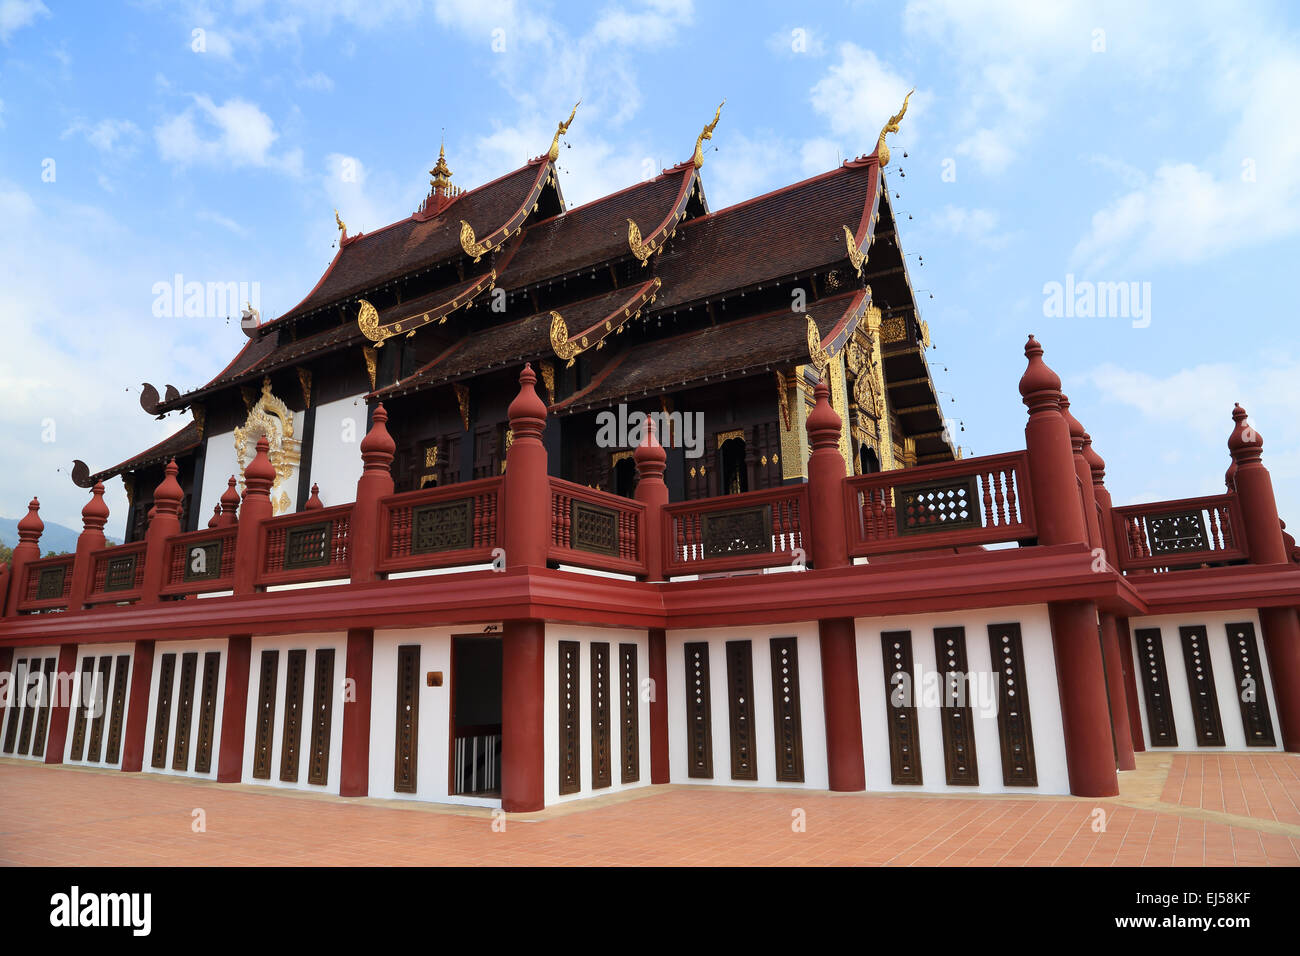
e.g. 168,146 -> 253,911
2,0 -> 1299,537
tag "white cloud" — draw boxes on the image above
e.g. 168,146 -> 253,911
62,118 -> 143,155
196,208 -> 251,237
0,0 -> 49,43
155,96 -> 301,174
296,70 -> 334,91
931,204 -> 1008,248
809,44 -> 922,156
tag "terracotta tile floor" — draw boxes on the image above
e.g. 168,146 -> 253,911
1,752 -> 1297,866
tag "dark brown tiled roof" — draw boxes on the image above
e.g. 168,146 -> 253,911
649,161 -> 877,311
500,165 -> 694,291
553,292 -> 865,415
371,286 -> 642,399
85,420 -> 202,484
273,161 -> 548,325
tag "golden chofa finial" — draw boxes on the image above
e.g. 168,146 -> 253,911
334,208 -> 347,236
548,100 -> 581,162
876,89 -> 913,167
693,99 -> 725,169
429,142 -> 453,192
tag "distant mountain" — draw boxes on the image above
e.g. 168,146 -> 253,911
0,517 -> 119,555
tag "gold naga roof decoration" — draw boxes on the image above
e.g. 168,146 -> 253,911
693,100 -> 725,169
843,224 -> 868,275
548,100 -> 581,162
876,89 -> 913,168
357,270 -> 498,347
805,313 -> 835,377
548,278 -> 661,368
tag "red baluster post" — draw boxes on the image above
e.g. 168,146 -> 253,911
4,499 -> 44,616
351,405 -> 395,585
232,440 -> 275,595
140,460 -> 183,603
68,482 -> 110,610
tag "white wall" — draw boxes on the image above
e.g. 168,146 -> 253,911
306,393 -> 366,506
1127,609 -> 1283,752
196,408 -> 308,521
370,626 -> 501,807
664,623 -> 829,790
142,638 -> 229,779
544,625 -> 652,805
856,605 -> 1070,795
0,645 -> 60,761
240,633 -> 348,793
64,642 -> 135,768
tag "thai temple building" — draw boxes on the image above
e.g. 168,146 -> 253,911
2,102 -> 1298,813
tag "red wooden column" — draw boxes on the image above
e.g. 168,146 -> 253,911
120,640 -> 155,772
340,627 -> 374,797
68,482 -> 109,610
216,635 -> 252,782
648,628 -> 670,784
500,365 -> 551,811
1229,404 -> 1300,751
807,376 -> 866,791
635,422 -> 672,784
4,499 -> 44,616
350,404 -> 396,585
1114,617 -> 1146,752
1020,336 -> 1117,797
41,643 -> 79,765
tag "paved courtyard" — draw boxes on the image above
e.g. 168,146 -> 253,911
1,752 -> 1297,866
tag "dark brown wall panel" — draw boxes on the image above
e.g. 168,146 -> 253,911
558,640 -> 581,794
17,661 -> 43,756
150,653 -> 176,770
881,630 -> 922,785
30,658 -> 57,758
987,623 -> 1038,786
68,657 -> 97,761
590,642 -> 611,790
725,640 -> 758,780
104,655 -> 131,765
171,652 -> 198,771
933,627 -> 978,785
1179,626 -> 1225,746
1,658 -> 23,754
394,644 -> 420,793
252,650 -> 279,780
1225,621 -> 1276,746
193,652 -> 221,773
279,649 -> 307,783
308,648 -> 335,786
1134,627 -> 1177,746
684,642 -> 713,779
86,655 -> 113,763
619,643 -> 639,784
769,637 -> 805,783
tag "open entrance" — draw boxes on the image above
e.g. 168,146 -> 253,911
860,445 -> 881,474
720,436 -> 748,494
612,455 -> 637,498
449,635 -> 503,797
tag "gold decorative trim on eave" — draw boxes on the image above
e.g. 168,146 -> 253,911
843,224 -> 868,275
358,270 -> 497,346
458,157 -> 554,262
549,278 -> 661,368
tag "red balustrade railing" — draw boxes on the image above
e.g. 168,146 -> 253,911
844,450 -> 1036,558
377,477 -> 503,574
549,478 -> 647,576
85,541 -> 148,605
663,485 -> 807,576
15,554 -> 76,613
257,504 -> 353,587
1111,494 -> 1247,572
160,526 -> 239,597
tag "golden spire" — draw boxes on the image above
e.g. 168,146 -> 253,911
876,89 -> 913,167
693,99 -> 725,169
548,100 -> 581,162
429,141 -> 453,192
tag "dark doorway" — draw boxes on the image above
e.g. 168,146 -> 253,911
613,456 -> 637,498
860,446 -> 881,474
450,635 -> 502,796
720,437 -> 748,494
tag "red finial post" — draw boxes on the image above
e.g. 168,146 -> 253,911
350,404 -> 396,585
305,483 -> 324,510
69,481 -> 110,609
232,439 -> 276,594
1229,404 -> 1300,751
805,376 -> 849,570
218,476 -> 240,527
3,498 -> 44,616
502,364 -> 550,570
1020,337 -> 1117,796
140,460 -> 184,603
1060,396 -> 1104,550
634,415 -> 668,581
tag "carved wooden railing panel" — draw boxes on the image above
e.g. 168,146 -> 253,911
1111,494 -> 1247,572
16,554 -> 76,613
86,541 -> 149,605
663,486 -> 807,576
378,477 -> 502,574
844,450 -> 1036,558
160,527 -> 239,596
549,478 -> 647,576
258,504 -> 353,587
